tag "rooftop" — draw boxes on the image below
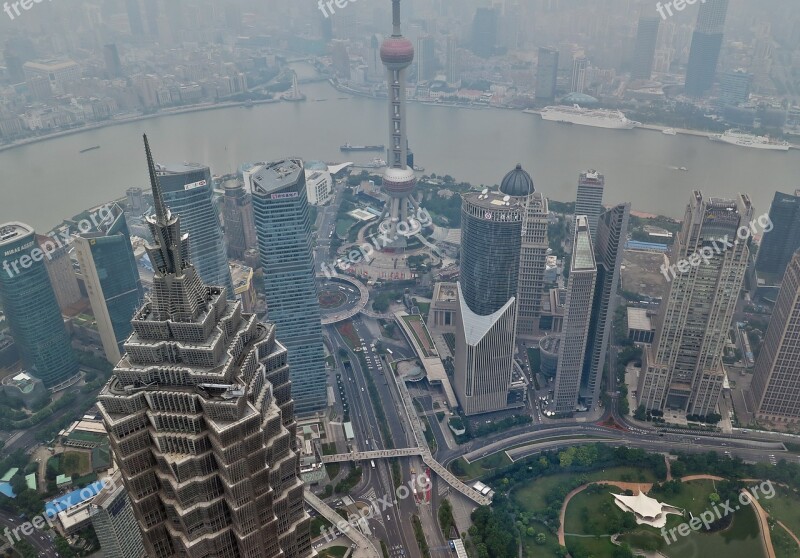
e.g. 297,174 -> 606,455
572,216 -> 596,271
0,222 -> 35,247
250,159 -> 304,195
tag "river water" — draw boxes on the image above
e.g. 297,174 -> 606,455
2,63 -> 799,231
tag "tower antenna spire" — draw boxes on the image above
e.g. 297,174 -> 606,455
143,134 -> 168,225
392,0 -> 402,36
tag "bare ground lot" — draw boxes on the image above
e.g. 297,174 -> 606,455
621,250 -> 670,299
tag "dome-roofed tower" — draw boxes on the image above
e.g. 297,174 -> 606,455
500,163 -> 535,198
378,0 -> 419,248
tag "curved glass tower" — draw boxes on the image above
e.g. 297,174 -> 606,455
0,222 -> 79,387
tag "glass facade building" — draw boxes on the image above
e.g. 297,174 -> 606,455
0,222 -> 79,387
251,159 -> 327,415
73,204 -> 143,364
155,162 -> 234,298
756,190 -> 800,280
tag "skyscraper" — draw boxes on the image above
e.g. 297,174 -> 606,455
536,47 -> 559,104
0,223 -> 79,388
553,216 -> 597,413
631,17 -> 660,80
582,204 -> 630,409
103,44 -> 123,78
154,162 -> 235,298
719,69 -> 753,106
251,159 -> 327,415
89,472 -> 145,558
638,192 -> 752,416
223,181 -> 258,261
445,33 -> 460,84
471,7 -> 498,58
416,35 -> 436,83
39,234 -> 82,313
125,0 -> 144,35
73,204 -> 143,364
454,178 -> 524,415
378,0 -> 419,247
98,136 -> 311,558
576,170 -> 605,244
748,250 -> 800,422
507,165 -> 550,337
571,56 -> 587,94
685,0 -> 730,97
755,190 -> 800,279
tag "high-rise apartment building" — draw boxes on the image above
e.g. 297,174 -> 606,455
571,56 -> 587,94
89,472 -> 145,558
638,192 -> 752,416
223,182 -> 258,261
536,47 -> 559,104
631,17 -> 660,80
508,165 -> 550,337
755,190 -> 800,279
685,0 -> 729,97
748,251 -> 800,422
445,34 -> 460,84
471,7 -> 498,58
98,136 -> 311,558
73,204 -> 143,364
719,69 -> 752,106
250,160 -> 327,415
154,161 -> 234,298
582,204 -> 630,409
576,170 -> 605,244
0,223 -> 79,387
554,216 -> 597,413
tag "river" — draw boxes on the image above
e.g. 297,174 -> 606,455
2,64 -> 799,231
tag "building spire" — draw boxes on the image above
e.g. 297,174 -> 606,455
392,0 -> 402,36
143,134 -> 169,225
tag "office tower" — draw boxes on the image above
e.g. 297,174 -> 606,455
367,34 -> 383,81
125,0 -> 144,35
471,7 -> 498,58
454,174 -> 526,415
416,35 -> 436,83
685,0 -> 729,97
89,472 -> 145,558
378,0 -> 420,247
126,187 -> 144,214
445,34 -> 459,84
508,165 -> 550,337
38,235 -> 81,312
571,56 -> 587,94
536,47 -> 559,104
748,251 -> 800,422
73,204 -> 143,364
98,137 -> 311,558
638,192 -> 752,415
719,70 -> 752,106
756,191 -> 800,279
154,162 -> 234,298
251,160 -> 327,415
0,223 -> 79,387
582,204 -> 630,409
576,170 -> 605,244
631,17 -> 660,80
553,216 -> 597,413
103,44 -> 123,78
223,182 -> 258,261
331,40 -> 351,80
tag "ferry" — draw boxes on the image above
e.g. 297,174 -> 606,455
533,105 -> 640,129
662,128 -> 677,135
79,145 -> 100,153
709,130 -> 790,151
352,157 -> 387,169
340,143 -> 385,152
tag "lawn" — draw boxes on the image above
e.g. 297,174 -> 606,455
335,217 -> 356,238
336,322 -> 361,350
759,484 -> 800,541
318,545 -> 348,558
567,482 -> 767,558
52,451 -> 92,477
521,519 -> 562,558
514,466 -> 659,513
450,452 -> 512,480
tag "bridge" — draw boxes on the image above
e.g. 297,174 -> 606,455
321,448 -> 491,507
304,489 -> 381,558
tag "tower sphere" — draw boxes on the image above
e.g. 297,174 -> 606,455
380,36 -> 415,69
382,167 -> 417,197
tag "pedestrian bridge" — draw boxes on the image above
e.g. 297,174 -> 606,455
321,449 -> 491,506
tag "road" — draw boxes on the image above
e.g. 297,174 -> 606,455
0,509 -> 59,557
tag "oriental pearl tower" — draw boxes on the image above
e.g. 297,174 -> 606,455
378,0 -> 420,249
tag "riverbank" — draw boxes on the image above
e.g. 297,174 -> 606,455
0,98 -> 280,154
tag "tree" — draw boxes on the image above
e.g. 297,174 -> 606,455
535,533 -> 547,545
634,405 -> 647,421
